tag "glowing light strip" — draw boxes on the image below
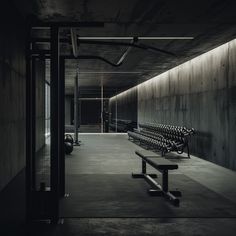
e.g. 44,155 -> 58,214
79,98 -> 109,100
78,71 -> 142,74
110,38 -> 235,100
78,36 -> 194,40
65,132 -> 126,135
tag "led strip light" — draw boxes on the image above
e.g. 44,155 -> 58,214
78,36 -> 194,40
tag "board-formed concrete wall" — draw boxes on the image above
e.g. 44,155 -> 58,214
109,87 -> 137,122
110,39 -> 236,170
138,39 -> 236,170
0,3 -> 26,191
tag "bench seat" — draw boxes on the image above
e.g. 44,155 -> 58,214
144,157 -> 178,171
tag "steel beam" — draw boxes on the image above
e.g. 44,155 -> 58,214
31,20 -> 104,29
26,24 -> 33,221
59,58 -> 65,197
74,72 -> 80,145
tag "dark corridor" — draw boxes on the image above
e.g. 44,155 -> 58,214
81,100 -> 101,125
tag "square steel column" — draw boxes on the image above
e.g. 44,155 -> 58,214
59,58 -> 65,197
26,24 -> 33,221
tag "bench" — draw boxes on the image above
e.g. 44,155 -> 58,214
132,149 -> 181,206
109,119 -> 137,132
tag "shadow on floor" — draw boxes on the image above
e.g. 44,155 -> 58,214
60,174 -> 236,218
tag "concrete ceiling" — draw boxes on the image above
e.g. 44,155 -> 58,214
14,0 -> 236,97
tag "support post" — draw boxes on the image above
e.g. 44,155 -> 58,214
50,26 -> 60,223
101,81 -> 103,133
142,160 -> 146,174
26,23 -> 33,221
162,170 -> 168,192
59,58 -> 65,197
31,58 -> 36,191
115,95 -> 118,132
74,71 -> 80,145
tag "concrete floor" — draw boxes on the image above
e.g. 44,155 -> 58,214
32,133 -> 236,235
28,218 -> 236,236
66,133 -> 236,204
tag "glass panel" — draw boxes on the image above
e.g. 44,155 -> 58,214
35,58 -> 51,191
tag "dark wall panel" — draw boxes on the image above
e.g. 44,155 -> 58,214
0,0 -> 27,231
0,2 -> 26,191
81,100 -> 101,125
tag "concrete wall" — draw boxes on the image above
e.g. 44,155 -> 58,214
138,39 -> 236,170
111,39 -> 236,170
109,87 -> 137,122
0,2 -> 26,191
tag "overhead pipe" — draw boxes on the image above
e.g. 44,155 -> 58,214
30,51 -> 126,67
116,38 -> 137,66
77,38 -> 176,57
31,37 -> 176,56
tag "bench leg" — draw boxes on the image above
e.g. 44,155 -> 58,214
187,143 -> 190,158
162,170 -> 168,192
146,170 -> 181,207
148,189 -> 181,197
132,173 -> 157,178
132,160 -> 157,178
142,160 -> 146,174
148,190 -> 180,207
169,190 -> 182,197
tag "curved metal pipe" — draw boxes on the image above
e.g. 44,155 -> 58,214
71,28 -> 79,57
78,39 -> 176,56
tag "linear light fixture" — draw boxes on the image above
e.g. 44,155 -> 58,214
78,36 -> 194,40
78,71 -> 142,74
79,98 -> 109,100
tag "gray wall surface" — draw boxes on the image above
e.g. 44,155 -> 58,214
111,39 -> 236,170
0,3 -> 26,191
138,39 -> 236,170
109,87 -> 138,122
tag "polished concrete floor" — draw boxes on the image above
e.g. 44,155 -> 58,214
28,218 -> 236,236
31,133 -> 236,235
65,133 -> 236,204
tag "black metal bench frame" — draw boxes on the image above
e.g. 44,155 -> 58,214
132,152 -> 182,206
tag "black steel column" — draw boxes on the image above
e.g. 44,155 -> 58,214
162,170 -> 168,192
59,58 -> 65,197
74,72 -> 79,144
31,58 -> 36,190
26,24 -> 33,221
142,160 -> 146,174
50,26 -> 60,223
